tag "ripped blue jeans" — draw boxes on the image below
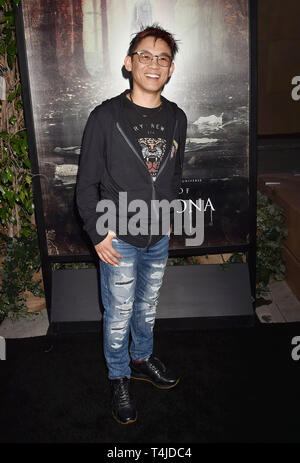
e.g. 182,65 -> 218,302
99,234 -> 169,380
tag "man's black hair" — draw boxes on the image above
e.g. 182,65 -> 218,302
127,24 -> 179,59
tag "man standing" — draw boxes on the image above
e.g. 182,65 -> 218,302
76,25 -> 187,424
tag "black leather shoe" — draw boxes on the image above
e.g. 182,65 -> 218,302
130,355 -> 180,389
110,377 -> 137,424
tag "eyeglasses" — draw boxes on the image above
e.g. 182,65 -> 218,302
131,50 -> 172,67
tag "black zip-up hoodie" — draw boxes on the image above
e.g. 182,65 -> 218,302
76,90 -> 187,248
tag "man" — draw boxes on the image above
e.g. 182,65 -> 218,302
76,25 -> 187,425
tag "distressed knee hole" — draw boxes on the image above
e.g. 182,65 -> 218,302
119,261 -> 134,267
115,301 -> 133,313
150,271 -> 164,279
151,262 -> 166,268
115,278 -> 134,286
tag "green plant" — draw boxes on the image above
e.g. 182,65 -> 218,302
52,262 -> 96,270
220,192 -> 287,299
0,229 -> 44,320
0,0 -> 34,238
167,256 -> 198,266
256,191 -> 287,298
220,252 -> 244,271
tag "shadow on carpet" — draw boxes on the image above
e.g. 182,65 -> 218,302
1,323 -> 300,443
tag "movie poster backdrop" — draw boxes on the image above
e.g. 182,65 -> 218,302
18,0 -> 250,256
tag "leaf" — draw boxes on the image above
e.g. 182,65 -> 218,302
5,190 -> 15,207
3,31 -> 13,47
1,171 -> 8,184
25,200 -> 34,213
6,42 -> 17,55
8,91 -> 16,102
229,252 -> 244,264
7,16 -> 14,27
5,167 -> 14,182
9,115 -> 16,125
24,157 -> 31,168
19,190 -> 25,202
220,262 -> 230,271
0,130 -> 9,142
18,129 -> 27,138
7,54 -> 14,70
14,100 -> 23,111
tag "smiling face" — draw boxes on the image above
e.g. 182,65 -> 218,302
124,36 -> 175,96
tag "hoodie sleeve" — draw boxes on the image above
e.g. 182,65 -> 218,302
76,109 -> 108,246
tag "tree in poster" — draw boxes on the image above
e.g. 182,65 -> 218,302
101,0 -> 110,74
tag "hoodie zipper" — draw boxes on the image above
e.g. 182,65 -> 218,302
116,120 -> 178,250
116,122 -> 149,173
156,120 -> 178,180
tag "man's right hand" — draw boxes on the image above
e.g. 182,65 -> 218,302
94,231 -> 123,266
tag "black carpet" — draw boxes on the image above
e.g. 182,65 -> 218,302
1,323 -> 300,443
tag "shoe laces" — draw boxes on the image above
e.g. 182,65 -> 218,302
115,379 -> 131,406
